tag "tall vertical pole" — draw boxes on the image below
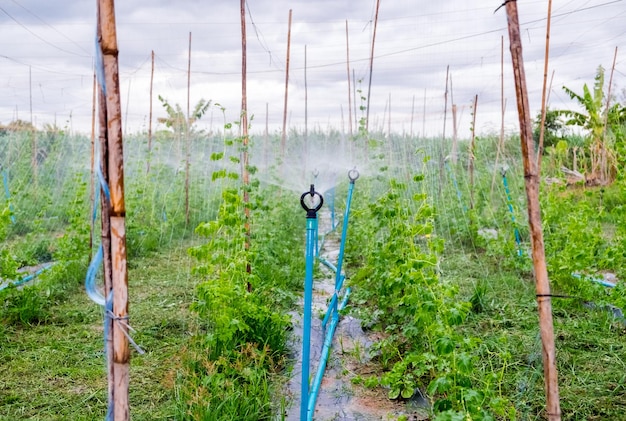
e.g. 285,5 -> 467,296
504,3 -> 561,420
96,7 -> 114,416
365,0 -> 381,132
281,9 -> 293,160
240,0 -> 251,279
98,1 -> 130,419
537,0 -> 553,172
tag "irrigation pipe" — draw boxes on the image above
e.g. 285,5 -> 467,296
321,168 -> 359,330
444,160 -> 466,213
0,263 -> 55,292
307,289 -> 351,420
501,167 -> 523,256
308,169 -> 359,420
300,184 -> 323,421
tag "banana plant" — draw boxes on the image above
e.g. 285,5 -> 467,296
555,66 -> 626,184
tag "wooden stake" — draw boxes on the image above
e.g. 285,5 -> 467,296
504,3 -> 561,419
98,1 -> 130,419
280,9 -> 292,159
96,9 -> 114,416
537,0 -> 554,173
365,0 -> 381,132
240,0 -> 251,279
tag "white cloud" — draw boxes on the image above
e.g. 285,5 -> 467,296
0,0 -> 624,137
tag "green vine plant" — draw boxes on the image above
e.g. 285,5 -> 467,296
347,174 -> 517,420
179,110 -> 294,420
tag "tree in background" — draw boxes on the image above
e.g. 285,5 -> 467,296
554,66 -> 626,184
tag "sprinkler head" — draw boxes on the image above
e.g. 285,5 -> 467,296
348,168 -> 360,183
300,184 -> 324,218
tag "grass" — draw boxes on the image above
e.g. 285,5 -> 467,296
443,244 -> 626,420
0,239 -> 198,421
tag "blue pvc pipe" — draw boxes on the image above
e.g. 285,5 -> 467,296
307,170 -> 358,418
444,161 -> 466,213
501,171 -> 523,256
0,263 -> 55,292
300,184 -> 323,421
317,257 -> 337,273
327,187 -> 337,230
307,288 -> 351,420
321,171 -> 358,330
572,272 -> 616,288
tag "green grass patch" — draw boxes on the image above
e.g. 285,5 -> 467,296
0,240 -> 197,421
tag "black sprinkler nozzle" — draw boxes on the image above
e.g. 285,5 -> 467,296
300,184 -> 324,218
348,168 -> 360,184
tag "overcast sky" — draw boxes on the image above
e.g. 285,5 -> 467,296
1,0 -> 625,138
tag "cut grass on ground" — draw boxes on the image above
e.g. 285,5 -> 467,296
445,247 -> 626,420
0,240 -> 197,421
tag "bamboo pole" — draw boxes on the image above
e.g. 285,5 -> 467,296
185,32 -> 192,225
240,0 -> 251,279
98,1 -> 130,419
147,50 -> 154,174
96,9 -> 114,416
504,3 -> 561,420
537,0 -> 553,173
365,0 -> 381,132
345,20 -> 353,138
280,9 -> 292,159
